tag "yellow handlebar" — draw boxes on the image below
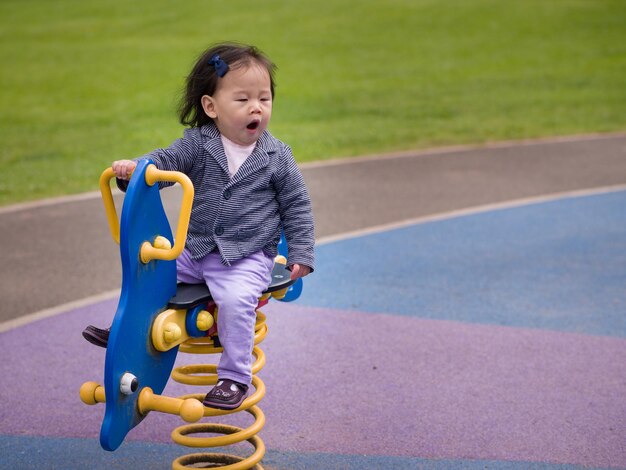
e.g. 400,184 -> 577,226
99,168 -> 121,244
79,381 -> 204,423
99,165 -> 194,264
140,165 -> 194,263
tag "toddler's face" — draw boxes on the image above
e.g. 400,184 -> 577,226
202,62 -> 273,146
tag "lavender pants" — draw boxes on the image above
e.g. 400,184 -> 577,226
176,248 -> 275,386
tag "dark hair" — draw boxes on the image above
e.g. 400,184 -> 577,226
178,42 -> 277,128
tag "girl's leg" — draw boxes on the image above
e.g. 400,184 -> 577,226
83,248 -> 203,348
199,251 -> 274,387
176,248 -> 205,284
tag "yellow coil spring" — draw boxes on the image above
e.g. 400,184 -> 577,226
170,310 -> 268,470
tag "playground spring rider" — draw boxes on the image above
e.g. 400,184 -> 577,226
79,160 -> 303,469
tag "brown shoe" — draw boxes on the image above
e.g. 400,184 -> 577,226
82,325 -> 110,348
203,379 -> 248,410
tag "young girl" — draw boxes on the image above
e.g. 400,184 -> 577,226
83,43 -> 315,410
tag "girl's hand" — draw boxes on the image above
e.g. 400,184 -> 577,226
112,160 -> 137,180
289,263 -> 311,281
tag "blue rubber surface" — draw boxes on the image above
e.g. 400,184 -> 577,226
1,435 -> 611,470
298,190 -> 626,337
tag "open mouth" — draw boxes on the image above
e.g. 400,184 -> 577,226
246,121 -> 260,130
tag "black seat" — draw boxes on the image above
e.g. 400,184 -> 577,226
167,263 -> 296,309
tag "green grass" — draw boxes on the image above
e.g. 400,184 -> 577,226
1,0 -> 625,205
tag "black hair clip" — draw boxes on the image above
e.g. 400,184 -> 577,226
208,54 -> 229,77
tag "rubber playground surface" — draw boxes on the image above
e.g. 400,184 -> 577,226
1,135 -> 626,469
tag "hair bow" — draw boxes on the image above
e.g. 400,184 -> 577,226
208,54 -> 229,77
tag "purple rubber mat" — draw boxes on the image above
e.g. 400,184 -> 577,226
1,299 -> 624,468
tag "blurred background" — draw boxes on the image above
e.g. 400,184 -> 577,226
1,0 -> 625,205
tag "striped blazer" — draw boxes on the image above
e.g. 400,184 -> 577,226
124,123 -> 315,270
